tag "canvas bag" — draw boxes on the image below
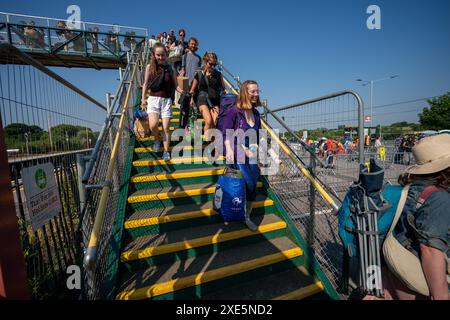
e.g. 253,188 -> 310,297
133,109 -> 149,139
383,185 -> 450,296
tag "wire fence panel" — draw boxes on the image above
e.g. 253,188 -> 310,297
0,47 -> 105,161
0,44 -> 107,299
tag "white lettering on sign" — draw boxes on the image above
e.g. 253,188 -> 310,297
22,163 -> 62,231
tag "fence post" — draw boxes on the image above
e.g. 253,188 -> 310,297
0,115 -> 30,299
76,154 -> 86,213
308,154 -> 316,247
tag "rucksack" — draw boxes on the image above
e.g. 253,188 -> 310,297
217,93 -> 237,132
338,159 -> 395,295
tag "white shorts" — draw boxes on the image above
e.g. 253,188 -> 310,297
147,96 -> 172,118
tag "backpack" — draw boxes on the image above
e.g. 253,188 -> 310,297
217,93 -> 237,132
338,159 -> 396,295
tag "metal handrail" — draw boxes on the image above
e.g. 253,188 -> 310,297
0,43 -> 106,110
83,48 -> 141,270
0,11 -> 148,36
222,77 -> 340,212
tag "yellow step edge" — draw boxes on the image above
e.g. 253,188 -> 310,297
127,181 -> 263,203
134,145 -> 206,153
156,126 -> 176,131
159,118 -> 205,123
116,247 -> 303,300
121,219 -> 287,262
131,168 -> 225,183
136,134 -> 205,141
132,156 -> 224,167
272,281 -> 324,300
124,199 -> 274,229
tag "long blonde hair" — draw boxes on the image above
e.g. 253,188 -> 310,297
237,80 -> 261,110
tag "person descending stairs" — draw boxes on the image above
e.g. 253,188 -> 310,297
113,92 -> 334,300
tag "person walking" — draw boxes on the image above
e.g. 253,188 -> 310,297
222,80 -> 263,231
141,43 -> 182,160
189,51 -> 226,133
365,133 -> 450,300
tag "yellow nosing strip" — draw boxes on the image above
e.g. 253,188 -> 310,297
159,118 -> 205,123
131,168 -> 225,183
124,199 -> 274,229
272,281 -> 324,300
116,247 -> 302,300
134,145 -> 206,153
132,156 -> 225,166
127,182 -> 263,203
121,219 -> 286,262
136,135 -> 205,142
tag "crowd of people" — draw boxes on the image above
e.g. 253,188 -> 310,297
13,20 -> 140,54
140,29 -> 262,231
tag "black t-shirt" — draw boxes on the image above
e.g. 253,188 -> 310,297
194,69 -> 223,102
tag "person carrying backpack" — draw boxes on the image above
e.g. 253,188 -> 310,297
141,43 -> 182,161
189,52 -> 226,133
221,80 -> 262,231
366,133 -> 450,300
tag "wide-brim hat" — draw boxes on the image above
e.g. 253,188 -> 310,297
406,133 -> 450,175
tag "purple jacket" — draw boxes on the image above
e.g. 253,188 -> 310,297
221,106 -> 261,162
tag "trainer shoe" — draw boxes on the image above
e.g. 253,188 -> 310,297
162,151 -> 171,161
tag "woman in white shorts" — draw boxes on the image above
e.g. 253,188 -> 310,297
141,43 -> 181,160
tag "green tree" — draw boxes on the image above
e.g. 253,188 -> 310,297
419,92 -> 450,130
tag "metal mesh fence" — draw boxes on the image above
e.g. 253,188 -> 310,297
0,44 -> 106,299
0,45 -> 105,161
80,47 -> 144,300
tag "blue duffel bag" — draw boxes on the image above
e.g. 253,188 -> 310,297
213,166 -> 246,222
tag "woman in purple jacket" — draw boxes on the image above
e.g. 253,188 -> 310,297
222,80 -> 262,231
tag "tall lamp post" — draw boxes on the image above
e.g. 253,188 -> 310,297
356,75 -> 398,128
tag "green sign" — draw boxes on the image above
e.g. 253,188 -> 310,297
35,168 -> 47,189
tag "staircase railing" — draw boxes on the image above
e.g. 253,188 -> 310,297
218,61 -> 365,297
80,44 -> 146,299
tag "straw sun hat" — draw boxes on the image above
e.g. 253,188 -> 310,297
406,133 -> 450,175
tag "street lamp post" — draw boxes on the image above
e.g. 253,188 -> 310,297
356,75 -> 398,128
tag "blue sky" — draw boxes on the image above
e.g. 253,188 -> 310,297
2,0 -> 450,127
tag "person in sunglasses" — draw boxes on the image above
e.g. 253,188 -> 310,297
189,51 -> 226,132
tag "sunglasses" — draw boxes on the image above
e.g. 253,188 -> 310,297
208,62 -> 217,67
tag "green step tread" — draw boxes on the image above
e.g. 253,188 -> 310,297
125,194 -> 272,225
121,213 -> 285,258
203,266 -> 322,300
116,236 -> 302,300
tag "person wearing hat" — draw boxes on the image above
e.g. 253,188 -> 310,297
370,134 -> 450,300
